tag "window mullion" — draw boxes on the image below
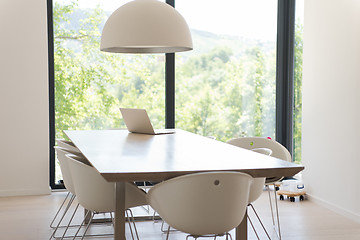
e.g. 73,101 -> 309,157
165,0 -> 176,129
276,0 -> 296,158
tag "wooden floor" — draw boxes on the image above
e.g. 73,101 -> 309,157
1,189 -> 360,240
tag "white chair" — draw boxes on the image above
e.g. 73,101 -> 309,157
50,140 -> 84,228
50,146 -> 86,240
56,139 -> 82,154
248,148 -> 272,239
251,147 -> 272,156
146,171 -> 253,240
227,137 -> 292,240
66,154 -> 148,240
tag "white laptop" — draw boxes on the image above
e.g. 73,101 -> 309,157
119,108 -> 175,135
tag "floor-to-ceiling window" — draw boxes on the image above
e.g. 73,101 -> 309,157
50,0 -> 166,186
48,0 -> 301,188
175,0 -> 277,141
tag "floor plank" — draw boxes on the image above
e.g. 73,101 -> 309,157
0,189 -> 360,239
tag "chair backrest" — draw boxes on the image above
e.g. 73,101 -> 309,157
146,172 -> 253,236
54,146 -> 78,194
227,137 -> 292,183
66,154 -> 147,212
56,140 -> 82,154
251,147 -> 272,156
226,137 -> 291,162
247,148 -> 271,203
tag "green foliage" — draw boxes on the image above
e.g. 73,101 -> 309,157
54,1 -> 165,139
293,20 -> 304,164
54,1 -> 303,163
176,43 -> 276,142
54,2 -> 120,139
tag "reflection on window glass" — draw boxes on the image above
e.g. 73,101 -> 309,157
53,0 -> 165,182
175,0 -> 278,142
293,0 -> 304,163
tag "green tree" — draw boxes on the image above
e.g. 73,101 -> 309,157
176,42 -> 277,142
54,1 -> 300,163
175,46 -> 233,140
220,59 -> 245,140
54,1 -> 120,139
250,47 -> 265,136
293,20 -> 303,163
54,1 -> 165,139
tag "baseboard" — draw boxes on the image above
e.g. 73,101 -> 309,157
307,193 -> 360,224
0,187 -> 51,197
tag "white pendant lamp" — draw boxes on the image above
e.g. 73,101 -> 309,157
100,0 -> 193,54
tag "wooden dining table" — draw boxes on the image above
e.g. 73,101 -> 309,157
64,129 -> 304,240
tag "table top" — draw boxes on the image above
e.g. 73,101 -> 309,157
64,129 -> 304,182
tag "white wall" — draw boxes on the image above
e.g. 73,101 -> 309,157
303,0 -> 360,222
0,0 -> 50,196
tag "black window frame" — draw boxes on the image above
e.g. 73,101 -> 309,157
47,0 -> 296,189
276,0 -> 296,156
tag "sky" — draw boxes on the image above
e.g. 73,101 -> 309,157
57,0 -> 304,41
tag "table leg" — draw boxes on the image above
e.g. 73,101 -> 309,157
236,208 -> 247,240
114,182 -> 126,240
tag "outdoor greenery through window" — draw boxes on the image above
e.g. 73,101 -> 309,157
293,0 -> 304,164
53,0 -> 166,182
175,0 -> 277,142
52,0 -> 303,183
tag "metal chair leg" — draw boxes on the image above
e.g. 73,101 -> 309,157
161,220 -> 178,233
49,194 -> 76,239
248,203 -> 271,239
72,209 -> 90,240
126,210 -> 136,240
80,212 -> 95,240
60,203 -> 80,239
59,208 -> 139,240
226,232 -> 233,240
50,191 -> 71,228
273,184 -> 281,239
50,193 -> 84,231
185,233 -> 232,240
66,210 -> 113,239
128,209 -> 140,240
166,225 -> 171,240
267,184 -> 281,239
110,212 -> 115,227
161,220 -> 167,232
248,215 -> 260,240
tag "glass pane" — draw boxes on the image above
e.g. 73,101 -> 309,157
175,0 -> 278,142
53,0 -> 165,183
293,0 -> 304,164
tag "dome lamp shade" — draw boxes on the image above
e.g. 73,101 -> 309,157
100,0 -> 193,54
